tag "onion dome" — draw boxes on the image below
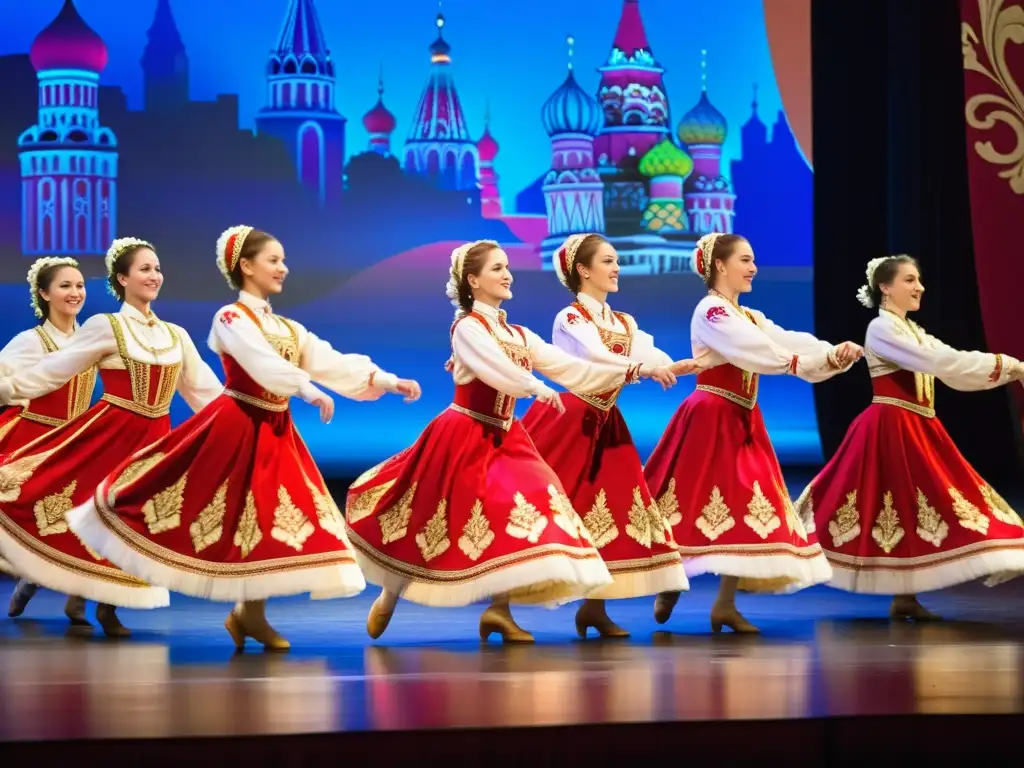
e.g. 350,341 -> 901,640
363,97 -> 396,135
477,127 -> 499,162
677,91 -> 727,146
30,0 -> 108,74
638,139 -> 694,178
541,71 -> 604,137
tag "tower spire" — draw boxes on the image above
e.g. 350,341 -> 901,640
700,48 -> 707,92
567,34 -> 574,71
142,0 -> 188,110
752,82 -> 758,113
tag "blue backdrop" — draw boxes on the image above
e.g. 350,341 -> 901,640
0,0 -> 815,477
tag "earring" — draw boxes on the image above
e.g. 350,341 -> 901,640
881,294 -> 888,309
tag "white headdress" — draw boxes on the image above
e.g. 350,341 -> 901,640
216,225 -> 255,287
856,256 -> 892,308
105,237 -> 154,297
445,240 -> 499,317
692,232 -> 724,281
553,233 -> 591,289
26,257 -> 80,319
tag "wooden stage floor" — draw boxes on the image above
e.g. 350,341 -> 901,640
3,569 -> 1024,763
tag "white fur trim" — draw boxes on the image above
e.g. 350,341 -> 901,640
825,546 -> 1024,594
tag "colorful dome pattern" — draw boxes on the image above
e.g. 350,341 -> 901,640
30,0 -> 108,73
542,72 -> 604,137
638,139 -> 693,178
677,91 -> 727,146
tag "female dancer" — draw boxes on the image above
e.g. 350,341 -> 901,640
69,226 -> 422,651
520,233 -> 696,638
3,258 -> 95,620
643,232 -> 864,633
796,255 -> 1024,620
0,237 -> 223,636
345,239 -> 684,644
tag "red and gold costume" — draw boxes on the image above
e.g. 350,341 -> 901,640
521,292 -> 686,598
68,290 -> 402,602
798,309 -> 1024,593
0,321 -> 95,459
0,304 -> 222,607
345,300 -> 648,607
644,292 -> 847,591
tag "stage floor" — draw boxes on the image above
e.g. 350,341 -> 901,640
3,572 -> 1024,743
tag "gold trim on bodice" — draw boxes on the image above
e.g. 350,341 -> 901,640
227,301 -> 300,411
867,310 -> 936,417
696,294 -> 760,408
568,301 -> 634,412
20,326 -> 96,426
100,313 -> 181,418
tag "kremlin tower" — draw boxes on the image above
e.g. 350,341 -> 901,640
593,0 -> 670,169
18,0 -> 118,256
477,104 -> 501,218
540,37 -> 606,270
362,68 -> 396,156
403,8 -> 479,192
141,0 -> 188,111
255,0 -> 345,207
677,51 -> 735,235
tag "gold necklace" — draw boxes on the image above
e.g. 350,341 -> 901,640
123,314 -> 177,359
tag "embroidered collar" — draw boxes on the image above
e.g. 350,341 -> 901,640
576,292 -> 611,322
238,290 -> 273,316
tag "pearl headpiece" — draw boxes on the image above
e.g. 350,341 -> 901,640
27,257 -> 79,319
692,232 -> 724,280
105,237 -> 154,297
216,225 -> 255,287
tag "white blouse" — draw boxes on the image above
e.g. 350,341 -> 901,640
551,292 -> 674,369
0,303 -> 222,412
866,309 -> 1022,390
209,291 -> 400,404
691,294 -> 850,383
0,320 -> 82,408
451,300 -> 641,401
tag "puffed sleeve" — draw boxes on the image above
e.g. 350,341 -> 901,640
693,301 -> 844,384
620,314 -> 674,368
748,308 -> 837,357
452,318 -> 553,399
296,323 -> 398,402
551,308 -> 659,370
866,315 -> 1021,391
173,326 -> 223,412
524,327 -> 642,394
0,314 -> 116,404
0,330 -> 44,378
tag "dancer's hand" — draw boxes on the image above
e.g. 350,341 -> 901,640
310,393 -> 335,424
834,341 -> 864,365
645,365 -> 677,389
536,387 -> 566,415
394,378 -> 422,403
668,358 -> 704,377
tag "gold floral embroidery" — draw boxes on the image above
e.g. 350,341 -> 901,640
871,492 -> 905,553
190,481 -> 227,554
33,480 -> 78,537
271,486 -> 315,551
0,451 -> 51,503
828,491 -> 861,548
657,479 -> 681,527
915,488 -> 949,546
744,482 -> 780,540
583,489 -> 618,548
549,485 -> 593,545
949,487 -> 989,534
696,486 -> 734,541
980,484 -> 1023,527
305,476 -> 348,542
378,483 -> 416,544
962,0 -> 1024,194
626,486 -> 655,547
142,474 -> 186,535
347,480 -> 395,525
110,452 -> 166,496
416,500 -> 451,562
458,500 -> 494,561
234,491 -> 262,558
507,492 -> 548,543
645,492 -> 668,545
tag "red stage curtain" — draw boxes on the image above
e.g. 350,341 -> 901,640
960,0 -> 1024,433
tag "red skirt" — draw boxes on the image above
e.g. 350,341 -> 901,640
0,402 -> 170,608
345,406 -> 613,607
520,394 -> 687,598
642,390 -> 831,592
67,393 -> 365,602
798,402 -> 1024,594
0,408 -> 54,459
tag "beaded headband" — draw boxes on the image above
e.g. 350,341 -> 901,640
553,233 -> 590,288
691,232 -> 723,280
216,225 -> 254,285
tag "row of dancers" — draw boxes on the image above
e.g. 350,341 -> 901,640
0,229 -> 1021,650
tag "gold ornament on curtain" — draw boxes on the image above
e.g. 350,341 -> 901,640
962,0 -> 1024,194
